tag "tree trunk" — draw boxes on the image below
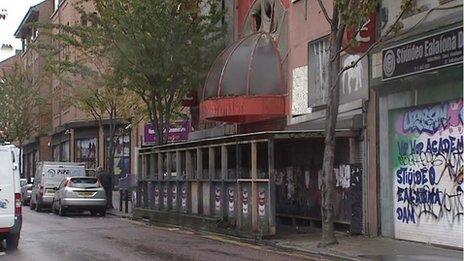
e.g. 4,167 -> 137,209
320,11 -> 344,248
106,115 -> 117,209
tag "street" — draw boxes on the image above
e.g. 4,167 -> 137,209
3,208 -> 313,261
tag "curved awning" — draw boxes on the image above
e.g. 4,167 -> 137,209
201,32 -> 286,123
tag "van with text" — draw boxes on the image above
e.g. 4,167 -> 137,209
0,145 -> 22,249
30,162 -> 86,212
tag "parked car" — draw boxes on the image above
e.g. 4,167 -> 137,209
20,180 -> 33,206
52,177 -> 107,216
0,145 -> 22,250
30,162 -> 86,212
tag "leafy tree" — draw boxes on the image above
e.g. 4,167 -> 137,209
0,63 -> 42,178
33,11 -> 143,208
81,0 -> 227,144
314,0 -> 413,246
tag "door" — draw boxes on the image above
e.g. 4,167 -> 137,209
0,149 -> 15,228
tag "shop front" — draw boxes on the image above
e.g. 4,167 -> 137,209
372,24 -> 463,248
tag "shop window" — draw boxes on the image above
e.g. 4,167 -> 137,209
53,145 -> 60,161
75,138 -> 98,169
52,141 -> 69,162
106,135 -> 130,177
61,141 -> 69,161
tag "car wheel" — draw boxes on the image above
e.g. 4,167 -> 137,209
58,202 -> 66,216
90,210 -> 98,216
99,209 -> 106,217
6,233 -> 20,250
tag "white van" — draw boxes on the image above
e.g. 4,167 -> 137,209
30,162 -> 86,212
0,145 -> 22,250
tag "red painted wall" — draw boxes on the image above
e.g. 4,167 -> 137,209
288,0 -> 331,69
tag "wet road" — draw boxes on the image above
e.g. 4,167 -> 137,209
3,208 -> 313,261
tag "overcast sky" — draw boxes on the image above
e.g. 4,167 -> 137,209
0,0 -> 43,61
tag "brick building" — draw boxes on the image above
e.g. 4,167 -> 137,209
14,0 -> 140,182
14,0 -> 54,181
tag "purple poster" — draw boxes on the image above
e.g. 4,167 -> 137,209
144,120 -> 191,144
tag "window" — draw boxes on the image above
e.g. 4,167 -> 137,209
106,135 -> 130,176
52,141 -> 70,162
53,145 -> 60,161
69,177 -> 98,188
75,138 -> 98,169
61,141 -> 69,161
308,37 -> 329,108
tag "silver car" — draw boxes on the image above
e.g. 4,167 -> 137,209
52,177 -> 107,216
20,180 -> 33,205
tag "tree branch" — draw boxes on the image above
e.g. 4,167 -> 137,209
316,0 -> 333,25
330,0 -> 413,92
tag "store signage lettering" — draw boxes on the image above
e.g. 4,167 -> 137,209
345,14 -> 376,54
144,120 -> 191,144
382,27 -> 463,80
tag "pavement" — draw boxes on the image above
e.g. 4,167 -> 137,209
2,208 -> 318,260
264,229 -> 463,261
106,191 -> 463,261
108,190 -> 133,218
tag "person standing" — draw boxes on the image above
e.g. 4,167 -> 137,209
96,166 -> 112,209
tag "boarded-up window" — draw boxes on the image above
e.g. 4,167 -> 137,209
308,37 -> 329,108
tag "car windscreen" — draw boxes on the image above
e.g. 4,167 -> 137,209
70,178 -> 99,188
